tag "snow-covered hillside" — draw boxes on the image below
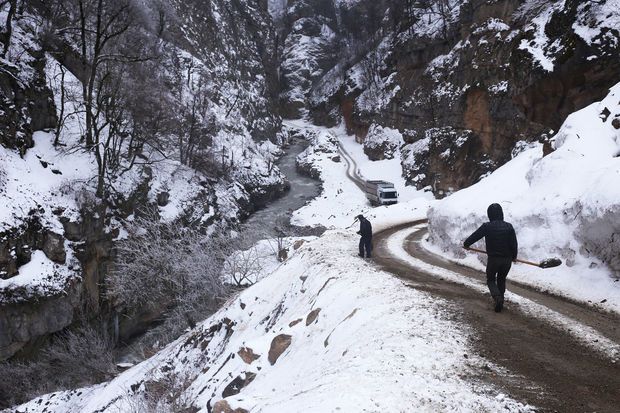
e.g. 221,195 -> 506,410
0,0 -> 288,362
9,230 -> 532,413
428,83 -> 620,311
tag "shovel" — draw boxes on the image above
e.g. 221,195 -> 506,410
346,217 -> 360,229
464,247 -> 562,269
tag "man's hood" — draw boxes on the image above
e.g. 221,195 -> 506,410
487,203 -> 504,221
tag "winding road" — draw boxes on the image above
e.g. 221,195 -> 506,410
338,143 -> 620,412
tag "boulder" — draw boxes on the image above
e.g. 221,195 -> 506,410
362,124 -> 404,161
213,400 -> 249,413
305,308 -> 321,326
221,372 -> 257,397
237,347 -> 260,364
156,191 -> 170,207
42,231 -> 66,264
268,334 -> 292,365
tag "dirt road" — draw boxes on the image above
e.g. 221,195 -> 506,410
338,143 -> 620,412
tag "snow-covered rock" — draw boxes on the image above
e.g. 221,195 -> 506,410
295,126 -> 339,179
362,124 -> 404,161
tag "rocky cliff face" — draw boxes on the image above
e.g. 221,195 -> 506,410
0,13 -> 56,155
0,0 -> 284,360
279,0 -> 620,196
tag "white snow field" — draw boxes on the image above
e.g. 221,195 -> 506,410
10,231 -> 532,413
428,83 -> 620,313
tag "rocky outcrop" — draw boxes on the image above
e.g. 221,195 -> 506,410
237,347 -> 261,364
279,0 -> 340,118
0,216 -> 66,280
294,126 -> 339,179
305,308 -> 321,325
363,124 -> 404,161
221,372 -> 257,398
0,27 -> 56,155
280,0 -> 620,196
213,400 -> 249,413
0,282 -> 80,360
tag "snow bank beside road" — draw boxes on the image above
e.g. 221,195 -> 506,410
10,231 -> 533,412
428,83 -> 620,313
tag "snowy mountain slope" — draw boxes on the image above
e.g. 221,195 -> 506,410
428,82 -> 620,312
0,0 -> 287,360
9,230 -> 533,413
284,0 -> 620,196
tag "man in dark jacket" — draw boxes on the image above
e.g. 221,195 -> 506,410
464,203 -> 518,312
356,214 -> 372,258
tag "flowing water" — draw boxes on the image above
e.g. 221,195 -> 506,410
243,138 -> 321,239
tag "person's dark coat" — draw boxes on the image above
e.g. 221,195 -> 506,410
358,217 -> 372,239
357,216 -> 373,258
464,203 -> 518,260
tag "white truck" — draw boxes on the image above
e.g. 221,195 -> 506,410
364,180 -> 398,206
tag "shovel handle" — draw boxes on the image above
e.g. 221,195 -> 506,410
464,247 -> 539,268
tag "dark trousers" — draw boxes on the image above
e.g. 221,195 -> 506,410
359,236 -> 372,258
486,256 -> 512,298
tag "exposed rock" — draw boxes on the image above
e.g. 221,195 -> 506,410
0,47 -> 56,156
278,248 -> 288,262
42,231 -> 66,264
213,400 -> 249,413
0,282 -> 80,359
0,215 -> 67,278
268,334 -> 292,365
237,347 -> 260,364
293,239 -> 306,250
279,0 -> 340,118
156,191 -> 170,207
281,0 -> 620,195
289,318 -> 302,327
60,217 -> 83,242
306,308 -> 321,326
612,118 -> 620,130
221,372 -> 257,398
362,124 -> 404,161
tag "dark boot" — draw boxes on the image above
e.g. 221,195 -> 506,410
494,295 -> 504,313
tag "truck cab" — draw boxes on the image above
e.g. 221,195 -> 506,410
364,180 -> 399,206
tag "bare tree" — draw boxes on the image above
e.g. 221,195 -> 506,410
0,0 -> 17,57
107,213 -> 228,346
0,324 -> 116,408
222,246 -> 263,286
49,0 -> 160,197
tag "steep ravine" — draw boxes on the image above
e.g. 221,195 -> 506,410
0,0 -> 284,361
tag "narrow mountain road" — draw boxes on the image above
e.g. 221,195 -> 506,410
338,142 -> 620,412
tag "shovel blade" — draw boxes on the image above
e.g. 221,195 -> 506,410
539,258 -> 562,269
